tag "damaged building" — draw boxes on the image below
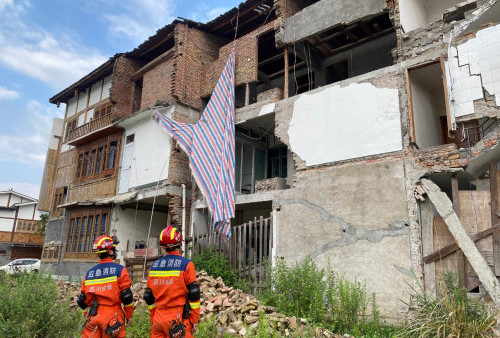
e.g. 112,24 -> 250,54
38,0 -> 499,319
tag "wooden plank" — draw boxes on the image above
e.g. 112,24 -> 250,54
440,55 -> 453,137
407,69 -> 417,143
259,216 -> 264,285
421,178 -> 500,308
284,47 -> 289,99
253,217 -> 257,291
452,176 -> 466,287
242,222 -> 247,280
425,224 -> 500,264
491,163 -> 500,275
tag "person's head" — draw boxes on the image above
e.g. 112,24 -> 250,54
159,225 -> 182,252
93,235 -> 117,259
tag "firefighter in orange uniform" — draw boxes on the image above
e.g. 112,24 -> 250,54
144,225 -> 200,338
77,235 -> 134,338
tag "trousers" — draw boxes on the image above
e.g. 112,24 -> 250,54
81,305 -> 126,338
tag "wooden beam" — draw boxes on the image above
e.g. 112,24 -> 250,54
326,27 -> 393,56
258,51 -> 284,67
407,69 -> 417,143
421,178 -> 500,308
424,224 -> 500,264
441,55 -> 453,137
490,161 -> 500,275
220,6 -> 273,35
268,61 -> 306,79
360,22 -> 373,35
452,175 -> 466,287
136,32 -> 175,58
284,46 -> 289,99
211,1 -> 268,31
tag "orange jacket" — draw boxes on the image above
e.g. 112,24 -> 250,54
147,251 -> 200,324
80,258 -> 134,319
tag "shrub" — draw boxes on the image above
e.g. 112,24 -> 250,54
191,246 -> 249,292
0,271 -> 83,337
260,257 -> 393,336
125,304 -> 151,337
399,272 -> 497,338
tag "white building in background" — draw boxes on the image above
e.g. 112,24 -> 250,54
0,190 -> 44,264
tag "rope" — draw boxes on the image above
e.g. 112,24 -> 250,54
141,148 -> 177,280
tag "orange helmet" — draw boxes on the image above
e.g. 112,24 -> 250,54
159,225 -> 182,248
93,235 -> 116,254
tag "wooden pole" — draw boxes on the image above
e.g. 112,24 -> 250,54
284,46 -> 289,99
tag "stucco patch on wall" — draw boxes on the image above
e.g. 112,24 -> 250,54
287,83 -> 402,166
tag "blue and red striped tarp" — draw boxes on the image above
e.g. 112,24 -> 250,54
155,50 -> 235,238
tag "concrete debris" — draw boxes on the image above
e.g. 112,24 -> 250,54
58,270 -> 352,337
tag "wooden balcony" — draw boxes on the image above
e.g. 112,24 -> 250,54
66,114 -> 119,146
0,231 -> 44,246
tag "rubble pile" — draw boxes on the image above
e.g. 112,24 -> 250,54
58,271 -> 346,337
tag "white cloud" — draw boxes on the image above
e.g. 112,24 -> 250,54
104,0 -> 176,44
0,86 -> 19,100
189,6 -> 230,23
0,183 -> 40,200
0,100 -> 64,167
0,0 -> 107,91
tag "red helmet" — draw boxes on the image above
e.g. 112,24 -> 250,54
159,225 -> 182,248
93,235 -> 116,254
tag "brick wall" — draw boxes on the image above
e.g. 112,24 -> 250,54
141,57 -> 176,108
201,21 -> 276,97
110,56 -> 141,119
172,24 -> 226,110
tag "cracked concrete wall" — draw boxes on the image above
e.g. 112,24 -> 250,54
282,0 -> 388,44
275,159 -> 412,319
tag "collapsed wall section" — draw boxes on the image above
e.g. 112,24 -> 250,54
276,159 -> 412,319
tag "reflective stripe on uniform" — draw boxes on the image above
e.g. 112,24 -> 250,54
123,302 -> 134,307
148,304 -> 157,310
149,270 -> 181,277
84,276 -> 118,285
189,301 -> 200,309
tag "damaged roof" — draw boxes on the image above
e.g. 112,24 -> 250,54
49,53 -> 122,104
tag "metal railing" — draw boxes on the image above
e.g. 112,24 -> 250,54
67,114 -> 112,143
459,117 -> 498,148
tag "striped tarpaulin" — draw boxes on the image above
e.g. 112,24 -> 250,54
155,50 -> 235,238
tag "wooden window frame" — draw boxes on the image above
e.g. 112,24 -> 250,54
50,187 -> 66,219
75,134 -> 121,184
64,207 -> 110,260
407,58 -> 452,145
41,243 -> 62,262
65,118 -> 78,141
93,103 -> 112,120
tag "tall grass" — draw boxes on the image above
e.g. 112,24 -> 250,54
260,257 -> 393,336
0,271 -> 83,337
399,272 -> 497,338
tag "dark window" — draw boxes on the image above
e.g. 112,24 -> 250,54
268,145 -> 287,179
65,208 -> 110,255
75,134 -> 121,183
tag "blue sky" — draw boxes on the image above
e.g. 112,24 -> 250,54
0,0 -> 240,199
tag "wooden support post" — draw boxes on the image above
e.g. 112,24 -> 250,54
245,83 -> 250,106
284,46 -> 289,99
420,198 -> 436,292
421,178 -> 500,308
490,161 -> 500,275
452,175 -> 466,287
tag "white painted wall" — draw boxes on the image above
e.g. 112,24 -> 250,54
111,207 -> 167,265
400,0 -> 463,32
120,117 -> 171,191
412,80 -> 442,148
77,113 -> 85,127
400,0 -> 428,33
448,24 -> 500,119
0,194 -> 9,207
17,205 -> 36,219
9,195 -> 23,205
86,109 -> 94,123
89,81 -> 103,106
102,76 -> 112,100
77,90 -> 88,113
67,97 -> 77,118
49,118 -> 64,150
0,218 -> 13,232
288,83 -> 402,166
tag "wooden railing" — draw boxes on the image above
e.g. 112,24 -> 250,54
67,113 -> 112,143
193,215 -> 273,292
0,231 -> 44,244
16,219 -> 40,233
